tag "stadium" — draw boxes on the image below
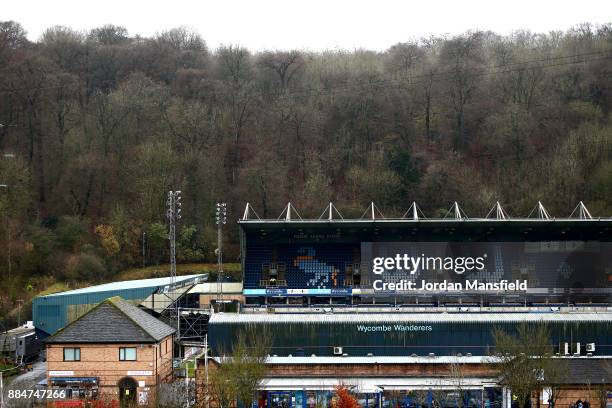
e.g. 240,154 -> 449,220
205,201 -> 612,408
33,200 -> 612,408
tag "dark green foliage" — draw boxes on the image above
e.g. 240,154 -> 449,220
21,225 -> 57,275
73,252 -> 108,280
55,216 -> 87,251
388,148 -> 421,191
177,225 -> 206,263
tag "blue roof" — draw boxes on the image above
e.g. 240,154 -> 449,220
42,274 -> 204,297
34,274 -> 205,336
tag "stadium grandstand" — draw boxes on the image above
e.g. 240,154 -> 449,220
238,201 -> 611,306
201,200 -> 612,408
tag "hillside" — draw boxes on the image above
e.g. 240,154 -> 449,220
0,21 -> 610,322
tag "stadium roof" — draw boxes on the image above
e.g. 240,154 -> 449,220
240,201 -> 612,223
188,282 -> 243,294
210,311 -> 612,324
42,274 -> 204,297
238,203 -> 612,241
34,274 -> 206,335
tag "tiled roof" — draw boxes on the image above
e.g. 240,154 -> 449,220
45,297 -> 175,344
563,358 -> 612,383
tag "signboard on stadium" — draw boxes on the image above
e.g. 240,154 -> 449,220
243,288 -> 353,296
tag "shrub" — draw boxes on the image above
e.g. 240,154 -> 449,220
75,253 -> 108,281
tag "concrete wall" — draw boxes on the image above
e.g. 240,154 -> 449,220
200,294 -> 244,305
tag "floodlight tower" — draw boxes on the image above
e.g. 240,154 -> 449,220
166,190 -> 182,286
215,203 -> 227,305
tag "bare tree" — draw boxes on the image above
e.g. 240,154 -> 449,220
594,380 -> 610,408
0,21 -> 28,65
155,27 -> 207,52
492,324 -> 562,408
206,326 -> 272,408
413,389 -> 430,408
216,45 -> 255,184
258,50 -> 305,90
385,42 -> 425,80
88,24 -> 129,45
439,32 -> 485,150
157,379 -> 196,408
449,362 -> 467,408
541,358 -> 568,408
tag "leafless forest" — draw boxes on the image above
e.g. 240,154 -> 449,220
0,22 -> 610,308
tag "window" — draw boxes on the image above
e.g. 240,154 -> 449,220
119,347 -> 137,361
63,348 -> 81,361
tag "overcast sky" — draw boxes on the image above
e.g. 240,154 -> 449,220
5,0 -> 612,51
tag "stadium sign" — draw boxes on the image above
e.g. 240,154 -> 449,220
356,324 -> 433,333
243,288 -> 354,296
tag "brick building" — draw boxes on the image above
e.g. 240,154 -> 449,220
45,296 -> 175,406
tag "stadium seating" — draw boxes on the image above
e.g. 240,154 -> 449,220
244,245 -> 355,289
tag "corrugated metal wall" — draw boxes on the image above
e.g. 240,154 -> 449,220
33,287 -> 157,335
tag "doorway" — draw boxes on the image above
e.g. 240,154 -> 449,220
118,377 -> 138,407
269,392 -> 293,408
